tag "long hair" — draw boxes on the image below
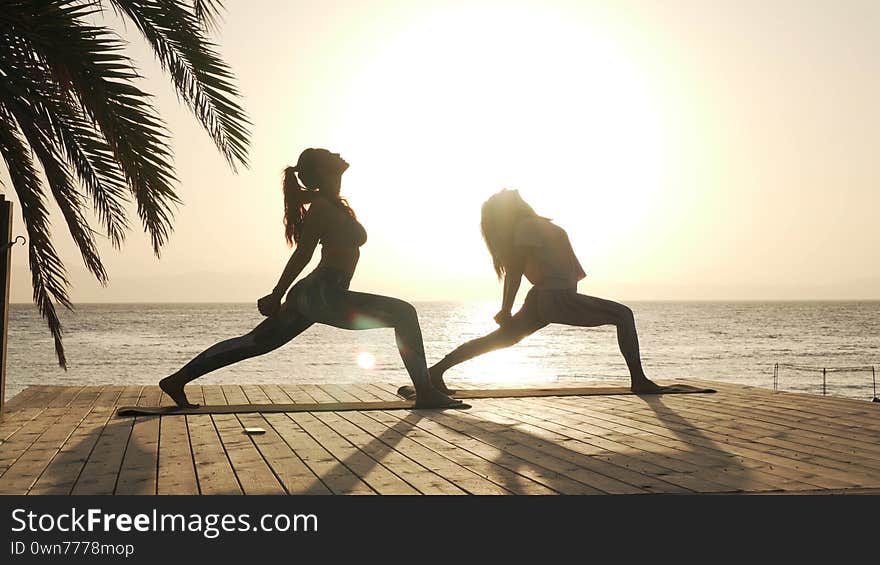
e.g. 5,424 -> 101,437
282,166 -> 308,245
282,148 -> 357,246
480,189 -> 540,279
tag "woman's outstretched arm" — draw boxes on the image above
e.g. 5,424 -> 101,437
495,252 -> 525,325
258,202 -> 324,316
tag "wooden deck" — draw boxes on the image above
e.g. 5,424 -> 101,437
1,379 -> 878,495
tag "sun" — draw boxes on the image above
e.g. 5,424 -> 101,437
331,2 -> 669,275
356,352 -> 376,370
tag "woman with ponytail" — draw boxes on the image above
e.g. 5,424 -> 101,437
160,148 -> 461,408
426,189 -> 662,396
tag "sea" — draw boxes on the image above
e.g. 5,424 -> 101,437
6,301 -> 880,402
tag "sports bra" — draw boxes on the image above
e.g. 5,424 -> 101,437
319,203 -> 367,248
515,217 -> 586,289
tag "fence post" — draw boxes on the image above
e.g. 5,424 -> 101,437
822,368 -> 826,396
872,366 -> 878,403
0,195 -> 12,416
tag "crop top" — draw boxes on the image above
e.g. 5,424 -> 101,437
514,217 -> 586,289
319,204 -> 367,248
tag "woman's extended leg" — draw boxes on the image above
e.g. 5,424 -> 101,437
160,309 -> 314,407
313,290 -> 462,408
428,300 -> 547,394
551,293 -> 661,392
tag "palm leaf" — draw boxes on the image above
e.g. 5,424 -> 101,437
5,97 -> 108,284
193,0 -> 225,33
8,0 -> 181,255
0,58 -> 131,248
109,0 -> 250,170
0,0 -> 251,368
0,108 -> 70,369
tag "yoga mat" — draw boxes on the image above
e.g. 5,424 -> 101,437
117,400 -> 470,417
396,383 -> 716,401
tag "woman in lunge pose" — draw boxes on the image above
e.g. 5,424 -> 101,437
428,189 -> 662,395
160,148 -> 461,409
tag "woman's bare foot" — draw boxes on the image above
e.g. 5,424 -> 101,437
414,387 -> 465,409
630,377 -> 664,394
428,366 -> 455,395
159,374 -> 200,409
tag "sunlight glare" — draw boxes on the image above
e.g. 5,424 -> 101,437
333,3 -> 669,273
357,351 -> 376,369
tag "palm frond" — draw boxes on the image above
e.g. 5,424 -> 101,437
8,0 -> 181,255
0,0 -> 251,369
5,97 -> 108,284
193,0 -> 225,33
110,0 -> 250,170
0,56 -> 131,248
0,108 -> 69,369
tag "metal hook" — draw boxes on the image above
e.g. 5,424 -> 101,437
0,235 -> 25,252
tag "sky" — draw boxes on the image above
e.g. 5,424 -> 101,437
4,0 -> 880,303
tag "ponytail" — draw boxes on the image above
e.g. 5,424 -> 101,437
283,149 -> 359,245
282,166 -> 307,246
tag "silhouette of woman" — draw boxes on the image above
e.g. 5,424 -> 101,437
428,189 -> 662,395
160,148 -> 461,408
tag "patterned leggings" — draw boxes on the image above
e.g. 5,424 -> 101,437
176,268 -> 431,388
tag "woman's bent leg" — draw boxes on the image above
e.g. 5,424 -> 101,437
160,312 -> 313,407
552,293 -> 660,392
314,290 -> 461,408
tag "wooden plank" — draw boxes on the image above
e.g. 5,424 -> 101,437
461,404 -> 692,493
520,396 -> 810,492
47,386 -> 87,408
344,384 -> 391,402
262,413 -> 373,494
288,411 -> 418,494
653,394 -> 880,465
68,387 -> 132,495
221,385 -> 249,405
28,405 -> 118,495
212,411 -> 285,495
0,385 -> 79,444
0,405 -> 93,494
237,413 -> 330,495
202,385 -> 227,405
548,395 -> 837,490
116,387 -> 160,495
318,410 -> 465,495
317,384 -> 361,403
156,396 -> 199,494
667,390 -> 880,450
603,394 -> 880,485
241,385 -> 272,404
360,412 -> 556,494
94,386 -> 126,407
259,384 -> 295,404
0,407 -> 45,444
185,386 -> 242,495
581,396 -> 868,489
298,384 -> 336,403
412,404 -> 653,494
69,386 -> 104,408
364,409 -> 603,495
351,409 -> 512,495
22,386 -> 68,410
671,383 -> 880,433
1,407 -> 89,477
490,397 -> 785,493
279,385 -> 317,404
3,386 -> 45,412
